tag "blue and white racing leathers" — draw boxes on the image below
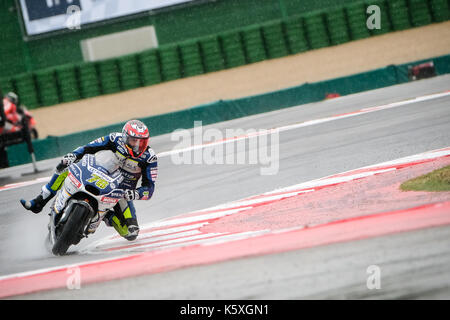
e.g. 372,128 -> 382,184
45,132 -> 158,238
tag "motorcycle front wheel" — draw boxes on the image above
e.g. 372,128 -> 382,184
52,202 -> 90,256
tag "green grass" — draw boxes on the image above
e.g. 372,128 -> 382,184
400,165 -> 450,192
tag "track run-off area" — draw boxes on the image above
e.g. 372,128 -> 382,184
0,75 -> 449,299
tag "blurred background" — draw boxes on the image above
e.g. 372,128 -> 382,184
0,0 -> 449,167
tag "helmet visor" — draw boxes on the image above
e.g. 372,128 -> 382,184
125,136 -> 149,157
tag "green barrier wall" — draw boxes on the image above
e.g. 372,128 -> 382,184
0,0 -> 359,79
1,0 -> 448,109
6,54 -> 450,167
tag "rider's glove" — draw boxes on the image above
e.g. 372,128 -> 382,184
124,189 -> 139,201
62,153 -> 77,166
57,153 -> 77,171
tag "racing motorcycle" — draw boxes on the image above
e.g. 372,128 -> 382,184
46,150 -> 125,255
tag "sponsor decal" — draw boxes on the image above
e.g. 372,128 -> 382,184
147,155 -> 157,163
100,196 -> 119,204
116,146 -> 127,156
141,190 -> 150,200
68,172 -> 81,188
150,167 -> 158,180
123,159 -> 140,172
87,174 -> 109,189
89,137 -> 104,144
109,192 -> 123,198
110,133 -> 117,141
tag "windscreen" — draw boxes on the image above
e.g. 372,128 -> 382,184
94,150 -> 120,174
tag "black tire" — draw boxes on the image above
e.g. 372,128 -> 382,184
52,203 -> 90,255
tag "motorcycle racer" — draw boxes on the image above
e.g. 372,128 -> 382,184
20,119 -> 158,241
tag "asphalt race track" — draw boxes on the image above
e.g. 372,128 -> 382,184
0,75 -> 449,299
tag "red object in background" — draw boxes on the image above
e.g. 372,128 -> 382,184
408,61 -> 436,80
0,98 -> 38,138
3,98 -> 20,124
0,98 -> 21,135
325,93 -> 341,99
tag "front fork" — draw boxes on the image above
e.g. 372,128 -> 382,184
86,210 -> 108,234
52,185 -> 72,215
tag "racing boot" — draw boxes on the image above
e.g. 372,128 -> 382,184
20,185 -> 55,214
20,169 -> 69,214
103,210 -> 139,241
124,218 -> 140,241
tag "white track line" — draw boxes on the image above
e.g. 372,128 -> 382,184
123,232 -> 227,251
89,146 -> 450,254
2,146 -> 449,278
157,90 -> 450,157
1,90 -> 449,192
